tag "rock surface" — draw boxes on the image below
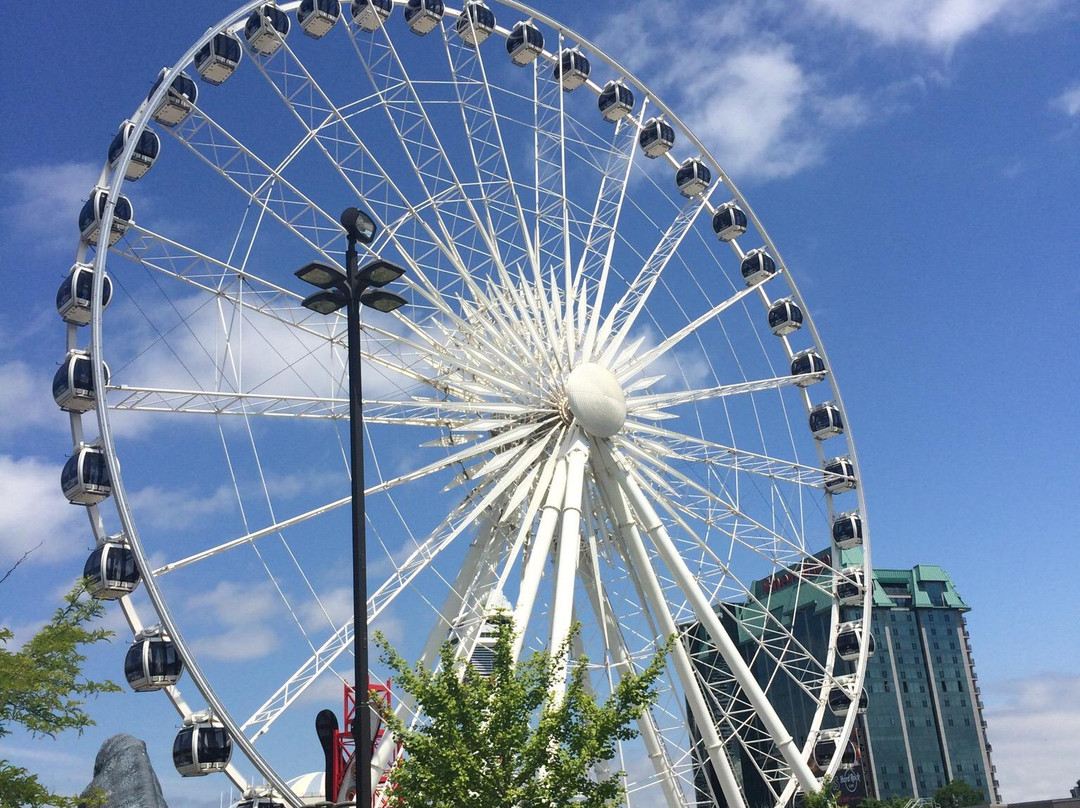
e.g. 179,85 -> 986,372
80,733 -> 169,808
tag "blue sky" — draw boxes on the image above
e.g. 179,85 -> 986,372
1,2 -> 1078,806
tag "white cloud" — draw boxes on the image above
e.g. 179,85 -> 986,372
983,673 -> 1080,802
0,162 -> 99,250
125,483 -> 236,531
0,454 -> 89,566
0,361 -> 66,442
1051,82 -> 1080,117
183,580 -> 284,662
805,0 -> 1016,48
596,2 -> 866,180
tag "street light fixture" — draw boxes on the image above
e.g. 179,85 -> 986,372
296,207 -> 406,805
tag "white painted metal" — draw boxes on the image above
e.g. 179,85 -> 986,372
72,1 -> 872,804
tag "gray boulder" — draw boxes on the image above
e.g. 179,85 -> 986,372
80,733 -> 169,808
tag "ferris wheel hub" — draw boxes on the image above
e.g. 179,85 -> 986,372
565,363 -> 626,438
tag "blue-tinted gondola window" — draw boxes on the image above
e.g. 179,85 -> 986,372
124,644 -> 142,680
83,454 -> 109,487
72,358 -> 93,392
198,728 -> 231,763
61,456 -> 80,490
104,547 -> 139,584
173,731 -> 195,766
83,547 -> 104,580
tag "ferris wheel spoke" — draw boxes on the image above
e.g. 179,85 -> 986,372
622,420 -> 827,489
602,441 -> 820,791
590,451 -> 749,808
530,35 -> 577,358
579,106 -> 646,361
245,436 -> 550,740
244,36 -> 463,311
595,191 -> 716,367
614,280 -> 762,385
345,21 -> 510,298
614,459 -> 833,702
578,536 -> 688,808
629,373 -> 822,415
438,17 -> 537,275
614,436 -> 831,599
167,102 -> 349,259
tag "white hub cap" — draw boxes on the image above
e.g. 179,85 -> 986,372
565,363 -> 627,438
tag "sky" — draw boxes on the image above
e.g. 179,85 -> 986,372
1,2 -> 1079,807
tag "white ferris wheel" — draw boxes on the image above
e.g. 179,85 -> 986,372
56,1 -> 874,806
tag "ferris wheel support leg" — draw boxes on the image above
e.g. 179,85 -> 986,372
511,458 -> 569,662
578,543 -> 688,808
606,447 -> 820,793
591,452 -> 747,808
548,430 -> 589,695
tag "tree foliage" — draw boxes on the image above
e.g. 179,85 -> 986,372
857,796 -> 910,808
0,578 -> 120,808
374,622 -> 672,808
803,775 -> 839,808
933,779 -> 985,808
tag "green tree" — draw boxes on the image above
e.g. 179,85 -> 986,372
803,776 -> 838,808
933,779 -> 985,808
0,578 -> 121,808
858,796 -> 910,808
374,622 -> 671,808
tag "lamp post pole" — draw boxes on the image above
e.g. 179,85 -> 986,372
295,208 -> 406,807
344,233 -> 372,808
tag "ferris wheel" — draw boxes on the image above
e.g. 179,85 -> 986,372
57,1 -> 874,805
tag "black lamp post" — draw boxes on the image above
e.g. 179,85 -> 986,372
297,207 -> 406,806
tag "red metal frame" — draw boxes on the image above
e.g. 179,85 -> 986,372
331,680 -> 397,805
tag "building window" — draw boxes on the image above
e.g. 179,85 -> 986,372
923,699 -> 928,707
961,698 -> 967,707
965,718 -> 971,726
932,628 -> 938,636
958,680 -> 964,692
885,681 -> 891,692
958,763 -> 964,772
948,718 -> 954,727
945,698 -> 951,707
903,682 -> 909,693
935,764 -> 940,773
917,765 -> 924,774
941,680 -> 948,691
926,718 -> 932,726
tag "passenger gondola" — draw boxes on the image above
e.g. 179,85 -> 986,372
57,263 -> 113,326
676,158 -> 711,197
554,48 -> 590,91
244,4 -> 291,55
832,511 -> 864,549
823,456 -> 856,493
194,32 -> 243,84
836,620 -> 875,662
61,444 -> 112,505
712,201 -> 748,242
351,0 -> 392,31
506,20 -> 543,65
79,188 -> 133,247
740,248 -> 776,285
767,297 -> 802,335
53,349 -> 109,413
237,786 -> 287,808
812,730 -> 858,769
148,69 -> 198,127
108,121 -> 160,181
83,535 -> 140,600
404,0 -> 443,35
834,567 -> 864,605
827,675 -> 867,716
808,401 -> 843,440
790,348 -> 826,386
125,626 -> 184,692
455,0 -> 495,47
173,712 -> 232,776
598,80 -> 634,122
298,0 -> 340,38
639,117 -> 674,158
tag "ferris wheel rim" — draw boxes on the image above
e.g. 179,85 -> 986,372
73,1 -> 876,805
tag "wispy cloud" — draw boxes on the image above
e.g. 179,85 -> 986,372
184,580 -> 284,662
804,0 -> 1046,49
0,454 -> 89,566
1051,82 -> 1080,117
983,673 -> 1080,801
0,361 -> 66,444
126,482 -> 236,531
0,162 -> 99,252
596,1 -> 868,180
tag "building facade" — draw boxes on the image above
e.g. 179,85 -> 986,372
688,554 -> 999,807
